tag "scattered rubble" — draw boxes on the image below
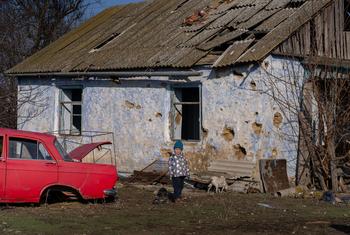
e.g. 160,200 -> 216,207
124,158 -> 350,207
274,186 -> 310,198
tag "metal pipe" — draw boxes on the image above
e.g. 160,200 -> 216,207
6,70 -> 203,77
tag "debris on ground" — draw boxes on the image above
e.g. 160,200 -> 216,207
228,179 -> 261,193
257,203 -> 273,209
275,185 -> 310,198
322,191 -> 337,204
126,159 -> 170,185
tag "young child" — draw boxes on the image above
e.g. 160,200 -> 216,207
168,140 -> 190,202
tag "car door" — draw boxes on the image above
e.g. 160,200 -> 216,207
5,137 -> 58,202
0,135 -> 5,199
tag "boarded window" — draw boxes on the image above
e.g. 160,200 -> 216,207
171,86 -> 201,141
59,88 -> 82,135
345,0 -> 350,31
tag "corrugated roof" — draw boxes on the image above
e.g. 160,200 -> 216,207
7,0 -> 333,74
236,0 -> 332,63
214,39 -> 255,67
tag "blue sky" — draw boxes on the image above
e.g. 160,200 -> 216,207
87,0 -> 144,16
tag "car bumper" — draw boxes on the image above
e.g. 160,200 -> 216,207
103,189 -> 117,197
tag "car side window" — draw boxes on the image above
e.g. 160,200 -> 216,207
9,138 -> 38,160
38,143 -> 53,160
0,136 -> 3,158
9,138 -> 53,161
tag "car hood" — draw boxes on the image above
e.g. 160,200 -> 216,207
68,141 -> 112,161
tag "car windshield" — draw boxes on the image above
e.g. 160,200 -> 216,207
54,139 -> 73,162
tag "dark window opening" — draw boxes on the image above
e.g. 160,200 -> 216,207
172,87 -> 201,141
59,88 -> 82,135
345,0 -> 350,31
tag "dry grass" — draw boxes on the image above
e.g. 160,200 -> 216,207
0,185 -> 349,234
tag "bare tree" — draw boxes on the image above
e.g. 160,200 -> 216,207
258,55 -> 350,192
0,0 -> 98,128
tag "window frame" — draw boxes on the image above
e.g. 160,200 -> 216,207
170,83 -> 202,142
0,136 -> 4,159
7,137 -> 55,161
58,86 -> 83,136
345,0 -> 350,32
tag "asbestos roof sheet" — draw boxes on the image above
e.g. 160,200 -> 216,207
183,28 -> 222,47
255,8 -> 296,31
197,29 -> 248,50
235,8 -> 279,29
7,0 -> 334,74
265,0 -> 291,10
207,8 -> 242,29
237,0 -> 333,63
214,39 -> 255,67
210,1 -> 240,14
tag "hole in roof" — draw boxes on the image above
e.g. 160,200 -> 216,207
89,33 -> 120,53
286,1 -> 304,8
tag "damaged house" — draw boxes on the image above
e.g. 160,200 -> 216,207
6,0 -> 350,188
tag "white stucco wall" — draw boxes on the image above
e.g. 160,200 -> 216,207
17,55 -> 307,177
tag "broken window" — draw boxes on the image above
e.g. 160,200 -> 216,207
59,88 -> 82,135
345,0 -> 350,31
171,86 -> 201,141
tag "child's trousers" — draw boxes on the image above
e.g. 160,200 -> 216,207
172,176 -> 186,199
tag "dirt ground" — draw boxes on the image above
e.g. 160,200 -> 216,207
0,184 -> 349,235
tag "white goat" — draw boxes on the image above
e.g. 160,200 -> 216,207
207,176 -> 228,193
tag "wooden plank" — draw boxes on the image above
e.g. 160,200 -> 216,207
329,3 -> 336,58
324,7 -> 330,57
236,0 -> 333,63
335,0 -> 342,58
259,159 -> 290,193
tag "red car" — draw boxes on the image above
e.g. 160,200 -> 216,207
0,128 -> 118,203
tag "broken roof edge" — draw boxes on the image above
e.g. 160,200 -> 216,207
6,69 -> 203,78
